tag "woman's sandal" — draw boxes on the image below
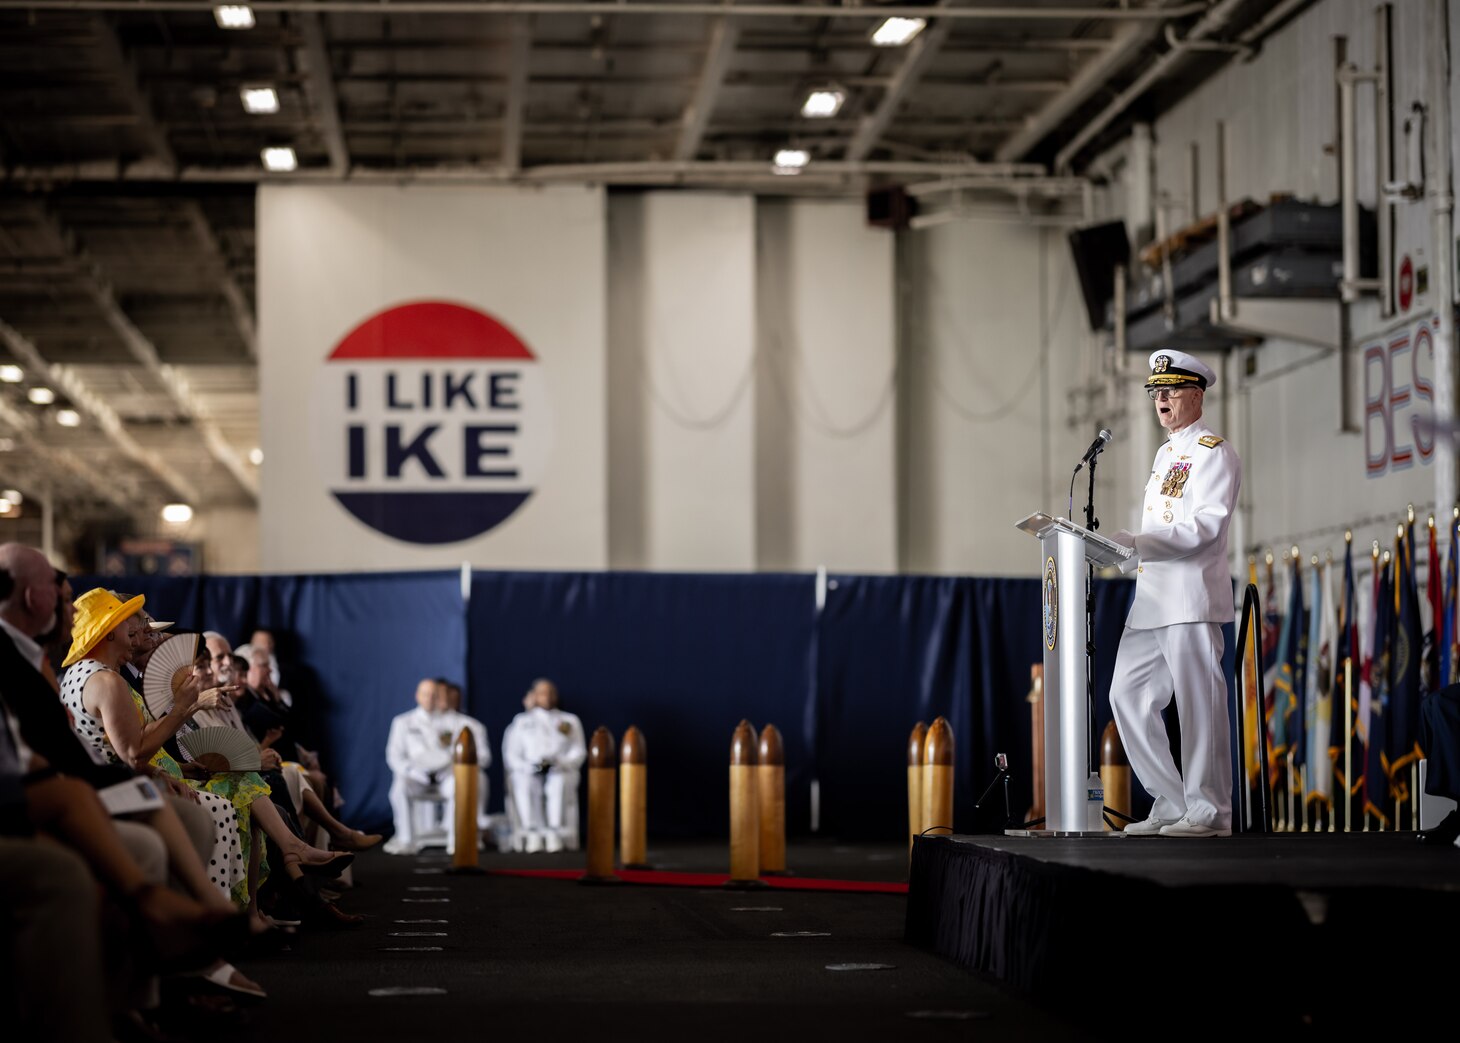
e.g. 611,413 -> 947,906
193,961 -> 267,1000
283,850 -> 355,877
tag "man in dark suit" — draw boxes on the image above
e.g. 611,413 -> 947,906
0,544 -> 214,858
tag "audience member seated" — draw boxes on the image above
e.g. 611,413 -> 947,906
58,590 -> 351,917
502,678 -> 586,853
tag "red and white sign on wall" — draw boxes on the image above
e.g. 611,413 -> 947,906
1363,312 -> 1438,478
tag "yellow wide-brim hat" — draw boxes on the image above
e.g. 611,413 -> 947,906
63,587 -> 146,668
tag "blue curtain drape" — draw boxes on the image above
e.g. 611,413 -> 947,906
68,570 -> 1240,839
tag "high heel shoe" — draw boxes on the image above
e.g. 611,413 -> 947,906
283,850 -> 355,877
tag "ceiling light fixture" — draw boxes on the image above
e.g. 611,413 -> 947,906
801,89 -> 845,119
2,489 -> 21,505
871,17 -> 927,47
0,365 -> 22,383
248,447 -> 264,466
261,146 -> 298,172
55,409 -> 81,427
213,5 -> 256,30
240,86 -> 280,115
27,387 -> 55,405
773,149 -> 810,175
161,503 -> 194,524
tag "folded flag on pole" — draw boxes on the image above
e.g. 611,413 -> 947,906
1331,538 -> 1358,798
1272,553 -> 1306,780
1306,557 -> 1336,804
1444,510 -> 1459,688
1427,516 -> 1442,692
1243,559 -> 1263,781
1364,553 -> 1395,825
1390,528 -> 1425,784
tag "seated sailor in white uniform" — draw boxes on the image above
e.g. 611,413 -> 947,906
384,678 -> 459,855
440,678 -> 491,830
501,678 -> 586,853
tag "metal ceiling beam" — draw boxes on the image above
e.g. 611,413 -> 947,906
298,13 -> 350,175
34,208 -> 259,501
994,17 -> 1164,162
89,15 -> 177,172
0,316 -> 200,504
674,16 -> 739,162
500,16 -> 531,173
1053,0 -> 1252,172
0,1 -> 1209,20
87,19 -> 260,360
0,326 -> 156,515
845,8 -> 953,162
3,158 -> 1049,190
179,202 -> 257,362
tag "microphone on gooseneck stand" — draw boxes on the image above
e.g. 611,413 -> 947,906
1073,428 -> 1113,474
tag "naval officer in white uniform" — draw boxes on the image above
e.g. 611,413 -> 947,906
384,678 -> 459,854
502,678 -> 586,853
1108,349 -> 1241,838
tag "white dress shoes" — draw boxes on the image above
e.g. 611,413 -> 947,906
1158,816 -> 1232,838
1122,815 -> 1179,836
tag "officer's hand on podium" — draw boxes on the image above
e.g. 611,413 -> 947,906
1109,530 -> 1141,574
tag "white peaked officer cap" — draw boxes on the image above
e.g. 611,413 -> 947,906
1144,349 -> 1217,392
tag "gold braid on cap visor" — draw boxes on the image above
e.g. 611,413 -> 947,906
1145,372 -> 1204,388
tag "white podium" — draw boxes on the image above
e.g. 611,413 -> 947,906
1015,513 -> 1133,836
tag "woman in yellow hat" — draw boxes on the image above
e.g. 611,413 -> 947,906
59,589 -> 350,914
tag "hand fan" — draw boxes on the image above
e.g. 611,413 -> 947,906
178,726 -> 262,773
142,632 -> 201,720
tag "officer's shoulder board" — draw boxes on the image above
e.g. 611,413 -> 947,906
1197,435 -> 1224,448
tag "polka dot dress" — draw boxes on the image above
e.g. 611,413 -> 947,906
58,657 -> 250,906
58,659 -> 111,763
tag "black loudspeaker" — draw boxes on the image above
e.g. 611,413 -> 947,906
866,185 -> 916,231
1067,220 -> 1131,330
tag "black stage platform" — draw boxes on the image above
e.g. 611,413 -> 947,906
906,832 -> 1460,1037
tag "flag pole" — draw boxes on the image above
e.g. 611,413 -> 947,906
1344,655 -> 1353,832
1287,753 -> 1295,833
1412,762 -> 1419,830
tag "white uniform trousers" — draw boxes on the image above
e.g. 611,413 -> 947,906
388,771 -> 456,848
509,768 -> 570,835
1109,622 -> 1233,829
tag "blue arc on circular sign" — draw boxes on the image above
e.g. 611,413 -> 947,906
333,491 -> 532,545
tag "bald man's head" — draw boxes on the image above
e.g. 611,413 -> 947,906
0,542 -> 59,638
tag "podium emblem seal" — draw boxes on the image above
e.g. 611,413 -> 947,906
1043,556 -> 1058,650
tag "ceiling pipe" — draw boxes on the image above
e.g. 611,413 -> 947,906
0,1 -> 1210,20
994,13 -> 1165,162
5,158 -> 1048,186
1053,0 -> 1269,172
674,16 -> 740,161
